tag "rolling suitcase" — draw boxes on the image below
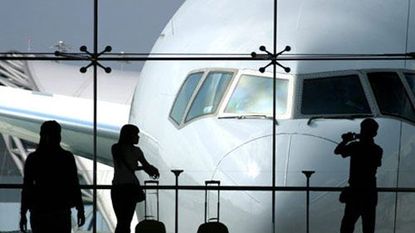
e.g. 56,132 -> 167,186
135,180 -> 166,233
197,180 -> 229,233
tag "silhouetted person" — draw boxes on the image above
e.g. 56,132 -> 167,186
111,124 -> 160,233
335,118 -> 383,233
20,120 -> 85,233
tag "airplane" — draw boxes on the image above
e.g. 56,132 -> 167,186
0,0 -> 415,233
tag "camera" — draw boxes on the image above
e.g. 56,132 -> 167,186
342,132 -> 360,141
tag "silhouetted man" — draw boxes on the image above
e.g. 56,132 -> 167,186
20,121 -> 85,233
335,118 -> 382,233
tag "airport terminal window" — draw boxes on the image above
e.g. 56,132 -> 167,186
170,72 -> 204,124
225,75 -> 288,115
185,72 -> 233,122
301,75 -> 370,115
368,72 -> 415,122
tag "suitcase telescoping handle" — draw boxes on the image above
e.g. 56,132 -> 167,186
204,180 -> 220,223
144,180 -> 159,221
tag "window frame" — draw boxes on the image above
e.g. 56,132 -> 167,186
168,68 -> 237,129
293,68 -> 415,125
294,70 -> 376,119
218,69 -> 293,120
168,71 -> 205,125
170,68 -> 415,128
401,71 -> 415,106
184,71 -> 235,123
362,69 -> 415,124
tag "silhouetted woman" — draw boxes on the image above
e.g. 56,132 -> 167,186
20,120 -> 85,233
111,124 -> 160,233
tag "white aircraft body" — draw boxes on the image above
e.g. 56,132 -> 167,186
0,0 -> 415,233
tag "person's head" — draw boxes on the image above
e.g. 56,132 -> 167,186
39,120 -> 62,148
360,118 -> 379,139
118,124 -> 140,145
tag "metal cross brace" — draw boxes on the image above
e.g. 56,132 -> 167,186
55,45 -> 112,73
251,45 -> 291,73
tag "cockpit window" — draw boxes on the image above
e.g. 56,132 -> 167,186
170,72 -> 203,124
368,72 -> 415,122
185,72 -> 233,122
225,75 -> 288,116
301,75 -> 370,115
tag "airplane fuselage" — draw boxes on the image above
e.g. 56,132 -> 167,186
128,1 -> 415,232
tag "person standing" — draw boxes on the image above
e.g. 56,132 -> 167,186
111,124 -> 160,233
335,118 -> 383,233
20,120 -> 85,233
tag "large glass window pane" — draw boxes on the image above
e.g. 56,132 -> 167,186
301,75 -> 370,115
225,75 -> 288,116
368,72 -> 415,122
185,72 -> 233,122
169,72 -> 203,124
0,1 -> 92,54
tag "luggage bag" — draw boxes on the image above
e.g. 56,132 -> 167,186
197,180 -> 229,233
135,180 -> 166,233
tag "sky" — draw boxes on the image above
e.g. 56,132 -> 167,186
0,0 -> 185,70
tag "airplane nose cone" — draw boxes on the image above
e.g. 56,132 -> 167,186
213,134 -> 273,186
211,131 -> 348,233
212,134 -> 274,233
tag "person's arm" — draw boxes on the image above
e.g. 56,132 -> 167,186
20,155 -> 34,232
376,146 -> 383,167
137,148 -> 160,179
68,153 -> 85,227
334,132 -> 355,158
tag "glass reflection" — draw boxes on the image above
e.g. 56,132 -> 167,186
301,75 -> 370,115
225,75 -> 288,116
368,72 -> 415,122
186,72 -> 233,122
170,72 -> 204,124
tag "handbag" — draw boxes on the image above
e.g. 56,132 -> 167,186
133,180 -> 146,203
339,186 -> 352,203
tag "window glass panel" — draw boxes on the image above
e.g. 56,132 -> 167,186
170,72 -> 203,124
404,73 -> 415,96
186,72 -> 233,122
225,75 -> 288,116
301,75 -> 370,115
368,72 -> 415,121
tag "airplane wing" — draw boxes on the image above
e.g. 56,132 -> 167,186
0,86 -> 129,165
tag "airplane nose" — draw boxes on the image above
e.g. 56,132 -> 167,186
211,132 -> 347,233
213,134 -> 273,186
211,134 -> 274,233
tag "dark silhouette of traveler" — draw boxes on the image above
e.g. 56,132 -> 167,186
335,118 -> 383,233
20,120 -> 85,233
111,124 -> 160,233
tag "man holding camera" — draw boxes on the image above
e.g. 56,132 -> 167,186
334,118 -> 383,233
